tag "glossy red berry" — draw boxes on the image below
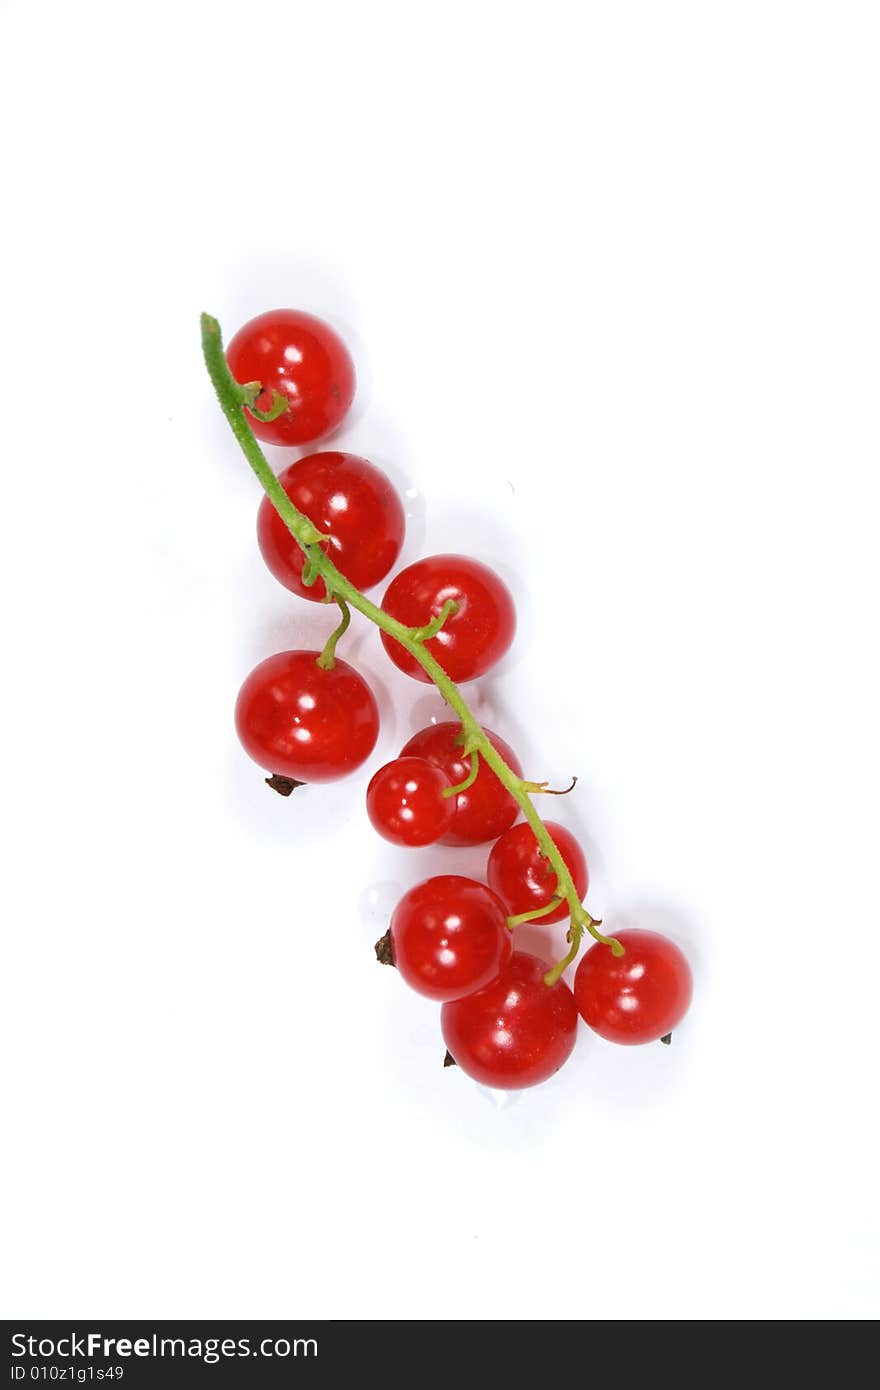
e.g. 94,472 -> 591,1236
488,821 -> 588,925
225,309 -> 355,446
257,452 -> 405,602
574,930 -> 693,1045
390,876 -> 512,1001
366,757 -> 455,847
380,554 -> 515,682
234,650 -> 379,783
399,722 -> 522,845
441,951 -> 579,1089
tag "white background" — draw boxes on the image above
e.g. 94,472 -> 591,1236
1,0 -> 878,1320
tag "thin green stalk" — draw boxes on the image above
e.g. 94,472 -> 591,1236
443,750 -> 480,798
317,598 -> 351,671
412,599 -> 459,642
201,312 -> 622,980
506,896 -> 564,929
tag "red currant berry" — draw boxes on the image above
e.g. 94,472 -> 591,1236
574,930 -> 693,1045
441,951 -> 579,1089
226,309 -> 355,446
257,452 -> 405,603
235,650 -> 379,783
488,821 -> 588,925
399,722 -> 522,845
380,554 -> 515,682
390,876 -> 512,1001
366,757 -> 455,847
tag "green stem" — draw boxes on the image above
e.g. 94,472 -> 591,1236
317,598 -> 352,671
506,896 -> 563,929
443,750 -> 480,798
201,312 -> 622,980
412,598 -> 459,642
301,551 -> 322,588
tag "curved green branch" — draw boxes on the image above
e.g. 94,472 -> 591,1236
443,749 -> 480,798
317,597 -> 352,671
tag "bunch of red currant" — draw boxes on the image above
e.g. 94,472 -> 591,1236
206,307 -> 693,1092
